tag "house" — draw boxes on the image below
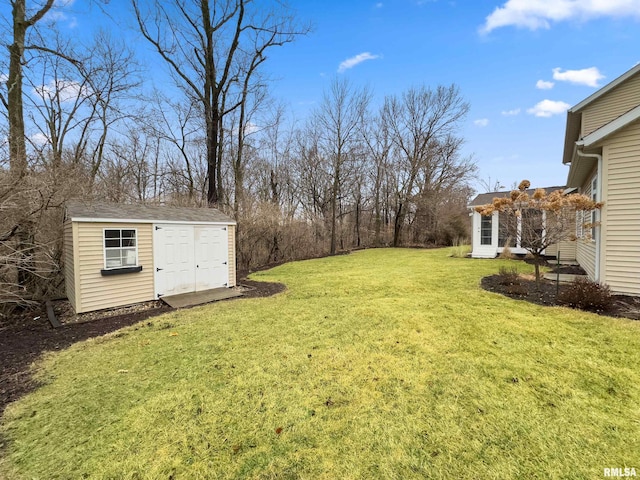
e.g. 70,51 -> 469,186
64,201 -> 237,313
563,63 -> 640,296
468,187 -> 577,260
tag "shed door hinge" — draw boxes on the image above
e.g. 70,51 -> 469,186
156,267 -> 163,272
157,293 -> 164,298
155,225 -> 162,230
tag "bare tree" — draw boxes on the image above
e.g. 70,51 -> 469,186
312,78 -> 370,254
133,0 -> 308,207
3,0 -> 57,177
384,84 -> 470,246
412,134 -> 476,243
361,106 -> 393,246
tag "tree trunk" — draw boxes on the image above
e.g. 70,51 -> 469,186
330,161 -> 340,254
393,202 -> 404,247
8,0 -> 28,177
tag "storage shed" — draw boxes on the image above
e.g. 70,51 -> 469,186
64,201 -> 236,313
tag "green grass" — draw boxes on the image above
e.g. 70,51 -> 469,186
2,248 -> 640,479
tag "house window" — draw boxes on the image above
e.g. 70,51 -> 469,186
104,229 -> 138,269
480,215 -> 492,245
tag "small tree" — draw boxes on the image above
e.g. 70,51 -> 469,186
475,180 -> 602,284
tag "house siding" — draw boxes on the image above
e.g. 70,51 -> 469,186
582,73 -> 640,136
228,225 -> 236,287
601,120 -> 640,296
546,240 -> 577,261
63,220 -> 77,311
76,222 -> 155,313
576,171 -> 597,280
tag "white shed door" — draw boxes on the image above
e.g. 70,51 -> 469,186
195,226 -> 229,291
154,224 -> 229,298
154,224 -> 196,296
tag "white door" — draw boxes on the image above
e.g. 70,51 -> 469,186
195,226 -> 229,291
154,224 -> 229,298
153,224 -> 196,297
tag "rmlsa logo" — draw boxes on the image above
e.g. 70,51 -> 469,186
604,467 -> 637,477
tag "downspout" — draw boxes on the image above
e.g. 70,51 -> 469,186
575,148 -> 602,282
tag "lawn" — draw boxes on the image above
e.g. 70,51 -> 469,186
1,248 -> 639,479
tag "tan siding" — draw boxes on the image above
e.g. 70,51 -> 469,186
582,73 -> 640,136
547,240 -> 576,261
76,223 -> 155,313
228,225 -> 236,287
576,241 -> 597,279
601,121 -> 640,296
63,220 -> 77,311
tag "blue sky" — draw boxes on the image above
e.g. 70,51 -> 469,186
259,0 -> 640,192
13,0 -> 640,193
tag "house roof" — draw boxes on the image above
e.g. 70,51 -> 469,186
468,186 -> 567,207
577,103 -> 640,149
563,64 -> 640,164
66,200 -> 236,225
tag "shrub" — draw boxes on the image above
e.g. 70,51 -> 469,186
497,266 -> 520,285
557,277 -> 613,313
449,244 -> 471,258
498,237 -> 514,259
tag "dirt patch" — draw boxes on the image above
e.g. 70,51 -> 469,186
0,278 -> 285,415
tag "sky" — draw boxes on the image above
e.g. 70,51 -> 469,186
260,0 -> 640,193
9,0 -> 640,194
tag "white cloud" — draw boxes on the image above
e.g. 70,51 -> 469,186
30,133 -> 49,146
501,108 -> 521,116
375,2 -> 383,8
474,118 -> 490,127
480,0 -> 640,34
244,122 -> 260,135
337,52 -> 381,73
536,79 -> 554,90
527,99 -> 570,117
34,79 -> 92,103
552,67 -> 605,87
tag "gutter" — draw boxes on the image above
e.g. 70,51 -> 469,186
575,148 -> 602,282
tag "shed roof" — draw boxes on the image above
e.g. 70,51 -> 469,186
66,201 -> 236,224
468,186 -> 567,207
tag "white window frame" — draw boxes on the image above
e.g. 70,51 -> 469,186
480,215 -> 492,246
103,228 -> 139,269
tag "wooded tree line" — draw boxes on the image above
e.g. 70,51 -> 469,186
0,0 -> 476,313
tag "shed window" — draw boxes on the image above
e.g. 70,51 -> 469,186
104,229 -> 138,269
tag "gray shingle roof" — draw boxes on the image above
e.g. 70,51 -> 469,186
468,186 -> 567,207
66,200 -> 236,224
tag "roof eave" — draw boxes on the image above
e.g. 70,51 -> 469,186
580,104 -> 640,148
562,111 -> 581,165
569,63 -> 640,113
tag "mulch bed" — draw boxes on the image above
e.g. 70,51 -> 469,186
0,278 -> 285,415
481,271 -> 640,321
